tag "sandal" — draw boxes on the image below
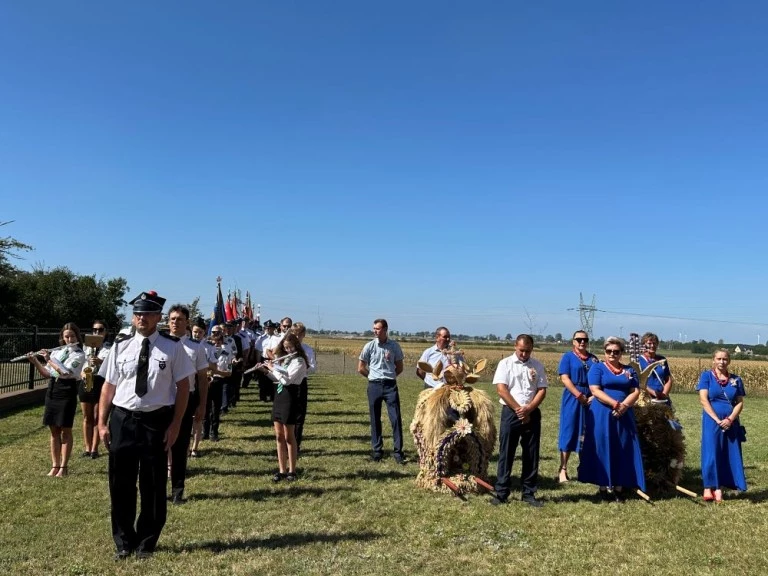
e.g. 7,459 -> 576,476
703,489 -> 714,502
47,466 -> 60,477
714,489 -> 723,503
557,467 -> 570,484
56,466 -> 68,478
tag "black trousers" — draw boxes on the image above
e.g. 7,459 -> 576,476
295,378 -> 309,450
257,371 -> 273,402
170,390 -> 199,498
494,405 -> 541,501
108,405 -> 173,553
203,378 -> 224,437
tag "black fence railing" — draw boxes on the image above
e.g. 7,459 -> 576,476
0,328 -> 62,394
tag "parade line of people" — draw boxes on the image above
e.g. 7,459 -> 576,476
25,294 -> 747,559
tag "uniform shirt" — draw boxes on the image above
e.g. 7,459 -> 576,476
222,336 -> 239,359
201,340 -> 217,364
105,330 -> 195,412
302,343 -> 317,375
359,338 -> 404,381
179,335 -> 210,393
253,332 -> 269,354
494,353 -> 548,407
212,343 -> 234,374
49,345 -> 87,380
262,333 -> 283,356
418,344 -> 462,389
84,342 -> 112,364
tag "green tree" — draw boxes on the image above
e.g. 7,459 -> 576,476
6,265 -> 128,330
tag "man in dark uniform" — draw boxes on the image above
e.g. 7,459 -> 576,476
98,291 -> 195,560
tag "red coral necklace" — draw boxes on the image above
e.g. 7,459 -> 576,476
605,361 -> 625,376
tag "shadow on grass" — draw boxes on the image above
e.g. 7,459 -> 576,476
223,418 -> 274,427
309,419 -> 370,427
318,469 -> 412,481
167,530 -> 381,553
189,485 -> 353,502
315,410 -> 360,417
187,466 -> 259,478
299,448 -> 373,457
301,433 -> 371,443
200,447 -> 275,458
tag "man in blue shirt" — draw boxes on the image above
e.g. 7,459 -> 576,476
358,318 -> 405,463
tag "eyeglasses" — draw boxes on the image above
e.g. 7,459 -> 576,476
574,337 -> 589,343
92,327 -> 105,333
605,349 -> 622,356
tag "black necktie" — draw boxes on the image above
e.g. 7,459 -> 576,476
135,338 -> 150,397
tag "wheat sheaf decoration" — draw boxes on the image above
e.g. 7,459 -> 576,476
410,343 -> 496,497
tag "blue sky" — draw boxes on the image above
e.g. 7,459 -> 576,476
2,2 -> 767,343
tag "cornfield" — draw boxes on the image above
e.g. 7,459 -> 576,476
311,337 -> 768,394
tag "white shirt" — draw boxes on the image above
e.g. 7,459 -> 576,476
262,333 -> 282,355
212,343 -> 234,374
418,344 -> 461,389
268,357 -> 307,386
49,345 -> 87,380
180,335 -> 210,393
494,353 -> 548,406
105,330 -> 196,412
302,343 -> 317,375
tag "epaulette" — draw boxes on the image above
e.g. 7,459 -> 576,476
159,332 -> 180,342
114,332 -> 132,344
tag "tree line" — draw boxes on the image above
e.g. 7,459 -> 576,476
0,222 -> 129,330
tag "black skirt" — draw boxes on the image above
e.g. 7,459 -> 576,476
271,382 -> 301,424
43,378 -> 79,428
77,375 -> 104,404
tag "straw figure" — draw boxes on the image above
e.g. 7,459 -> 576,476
410,344 -> 496,496
628,333 -> 687,493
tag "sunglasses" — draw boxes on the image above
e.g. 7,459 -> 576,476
605,349 -> 622,356
92,327 -> 105,333
574,337 -> 589,343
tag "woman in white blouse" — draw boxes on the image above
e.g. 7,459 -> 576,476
258,333 -> 309,482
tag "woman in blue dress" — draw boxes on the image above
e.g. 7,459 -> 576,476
637,332 -> 673,403
578,336 -> 645,501
556,330 -> 598,484
696,349 -> 746,502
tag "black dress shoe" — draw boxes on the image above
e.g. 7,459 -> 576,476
171,494 -> 185,505
135,550 -> 154,559
114,549 -> 131,560
522,495 -> 544,508
370,453 -> 383,462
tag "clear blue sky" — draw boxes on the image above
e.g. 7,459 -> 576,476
2,2 -> 767,343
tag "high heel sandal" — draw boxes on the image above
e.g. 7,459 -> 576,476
556,467 -> 570,484
47,466 -> 60,477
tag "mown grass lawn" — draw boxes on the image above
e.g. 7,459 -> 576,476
1,373 -> 767,576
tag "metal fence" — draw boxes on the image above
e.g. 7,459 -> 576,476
0,328 -> 62,394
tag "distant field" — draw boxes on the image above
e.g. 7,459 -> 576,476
309,337 -> 768,394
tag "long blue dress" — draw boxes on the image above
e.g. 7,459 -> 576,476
696,371 -> 747,491
557,351 -> 598,452
578,362 -> 646,491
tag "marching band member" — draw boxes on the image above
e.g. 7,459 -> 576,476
98,291 -> 195,559
190,319 -> 214,457
203,324 -> 233,442
79,320 -> 112,459
291,322 -> 316,451
221,321 -> 243,412
258,333 -> 309,482
256,321 -> 280,401
167,305 -> 211,504
29,322 -> 87,478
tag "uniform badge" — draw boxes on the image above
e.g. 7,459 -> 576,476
159,360 -> 166,370
72,360 -> 80,368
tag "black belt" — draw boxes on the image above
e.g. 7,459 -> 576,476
114,405 -> 173,419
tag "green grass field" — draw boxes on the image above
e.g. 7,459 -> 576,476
2,374 -> 768,575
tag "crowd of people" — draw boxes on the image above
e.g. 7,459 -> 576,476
25,303 -> 749,558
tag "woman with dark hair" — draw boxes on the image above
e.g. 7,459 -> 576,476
258,333 -> 309,482
556,330 -> 598,484
697,349 -> 746,502
638,332 -> 673,403
578,336 -> 645,501
78,320 -> 111,458
29,323 -> 86,477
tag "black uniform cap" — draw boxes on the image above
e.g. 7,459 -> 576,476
129,291 -> 166,313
